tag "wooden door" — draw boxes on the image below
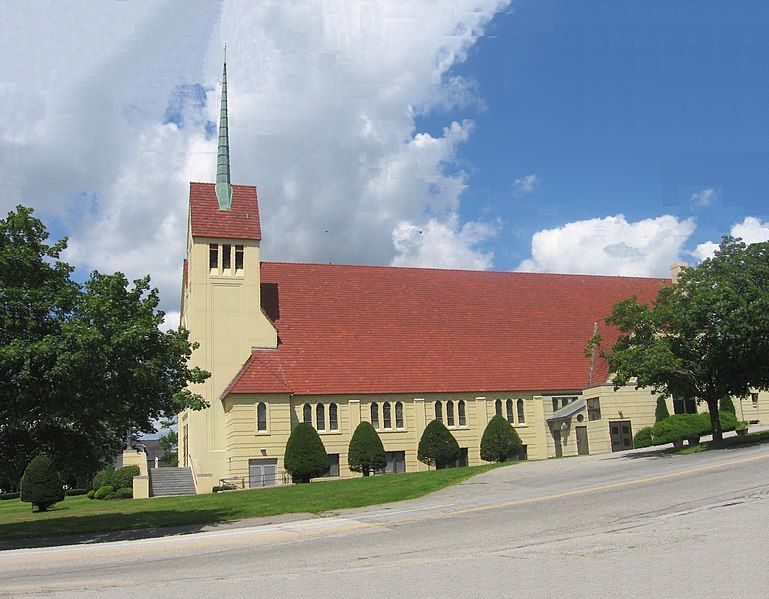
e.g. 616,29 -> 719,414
576,426 -> 589,455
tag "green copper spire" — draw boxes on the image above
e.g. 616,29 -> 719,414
215,57 -> 232,211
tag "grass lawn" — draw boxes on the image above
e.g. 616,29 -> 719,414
0,463 -> 506,542
673,430 -> 769,455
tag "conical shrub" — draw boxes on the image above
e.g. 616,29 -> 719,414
20,455 -> 64,512
655,397 -> 670,423
418,419 -> 460,469
284,422 -> 330,483
348,421 -> 387,476
480,415 -> 522,462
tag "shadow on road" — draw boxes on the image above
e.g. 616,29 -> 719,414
0,509 -> 239,551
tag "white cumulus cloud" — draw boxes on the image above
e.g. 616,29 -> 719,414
0,0 -> 510,315
692,216 -> 769,261
518,214 -> 696,277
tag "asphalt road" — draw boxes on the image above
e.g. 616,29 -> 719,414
4,441 -> 769,598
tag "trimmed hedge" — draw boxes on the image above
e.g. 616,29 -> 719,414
418,420 -> 461,469
113,487 -> 133,499
212,484 -> 237,493
112,466 -> 140,490
93,485 -> 114,500
87,490 -> 96,499
480,415 -> 522,462
633,426 -> 654,449
348,422 -> 387,476
284,422 -> 330,483
20,455 -> 65,512
0,492 -> 21,501
652,411 -> 740,446
65,488 -> 89,496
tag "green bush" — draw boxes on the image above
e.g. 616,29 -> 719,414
91,464 -> 116,491
697,410 -> 739,434
652,414 -> 707,445
93,485 -> 114,500
633,426 -> 655,449
655,397 -> 670,423
348,422 -> 387,476
65,488 -> 89,496
480,415 -> 522,462
87,490 -> 96,499
0,492 -> 21,500
113,487 -> 133,499
112,466 -> 140,490
213,484 -> 237,493
719,396 -> 736,415
418,420 -> 461,469
284,422 -> 330,483
20,455 -> 65,512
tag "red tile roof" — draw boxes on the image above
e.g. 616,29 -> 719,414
189,182 -> 262,240
224,263 -> 667,397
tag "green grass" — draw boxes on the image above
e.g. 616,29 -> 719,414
0,463 -> 506,542
673,430 -> 769,455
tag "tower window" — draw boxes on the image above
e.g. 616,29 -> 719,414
222,244 -> 232,270
235,245 -> 244,270
209,244 -> 218,269
257,402 -> 267,431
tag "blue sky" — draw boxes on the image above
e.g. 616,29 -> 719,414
2,1 -> 768,325
419,0 -> 769,271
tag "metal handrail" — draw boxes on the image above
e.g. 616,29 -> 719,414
186,453 -> 198,488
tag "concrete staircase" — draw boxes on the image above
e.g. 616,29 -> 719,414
150,467 -> 196,497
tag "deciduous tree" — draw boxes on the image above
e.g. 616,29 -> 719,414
595,237 -> 769,442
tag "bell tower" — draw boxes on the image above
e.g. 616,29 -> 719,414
178,57 -> 277,490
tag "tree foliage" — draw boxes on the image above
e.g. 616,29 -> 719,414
20,455 -> 64,512
719,396 -> 736,415
348,422 -> 387,476
284,422 -> 330,483
597,237 -> 769,441
0,206 -> 209,489
654,397 -> 670,423
480,415 -> 522,462
417,420 -> 460,469
158,430 -> 179,466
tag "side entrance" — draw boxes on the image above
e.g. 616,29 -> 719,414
249,458 -> 279,488
609,420 -> 633,452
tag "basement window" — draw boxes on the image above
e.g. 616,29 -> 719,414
322,454 -> 340,477
235,245 -> 244,270
209,244 -> 218,270
222,244 -> 232,270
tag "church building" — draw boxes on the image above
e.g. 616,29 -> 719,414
175,62 -> 765,494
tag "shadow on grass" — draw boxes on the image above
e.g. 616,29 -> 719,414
0,508 -> 240,550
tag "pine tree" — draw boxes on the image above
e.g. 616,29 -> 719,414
480,415 -> 522,462
20,455 -> 64,512
284,422 -> 330,483
348,422 -> 387,476
417,420 -> 460,469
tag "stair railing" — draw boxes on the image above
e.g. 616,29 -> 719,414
186,453 -> 198,489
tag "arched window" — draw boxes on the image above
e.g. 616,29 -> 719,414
257,402 -> 267,431
495,399 -> 502,416
458,400 -> 466,426
506,399 -> 514,423
395,402 -> 404,428
303,403 -> 312,424
329,403 -> 339,431
371,403 -> 379,428
446,400 -> 455,427
517,398 -> 525,423
435,401 -> 443,423
316,403 -> 326,430
383,402 -> 392,429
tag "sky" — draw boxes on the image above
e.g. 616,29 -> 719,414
2,0 -> 768,330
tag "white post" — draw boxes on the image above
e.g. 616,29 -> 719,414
154,456 -> 159,469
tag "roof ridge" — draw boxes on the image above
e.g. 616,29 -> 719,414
261,261 -> 670,282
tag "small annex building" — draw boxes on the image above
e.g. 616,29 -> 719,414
177,62 -> 767,493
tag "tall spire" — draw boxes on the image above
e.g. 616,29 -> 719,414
215,52 -> 233,211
